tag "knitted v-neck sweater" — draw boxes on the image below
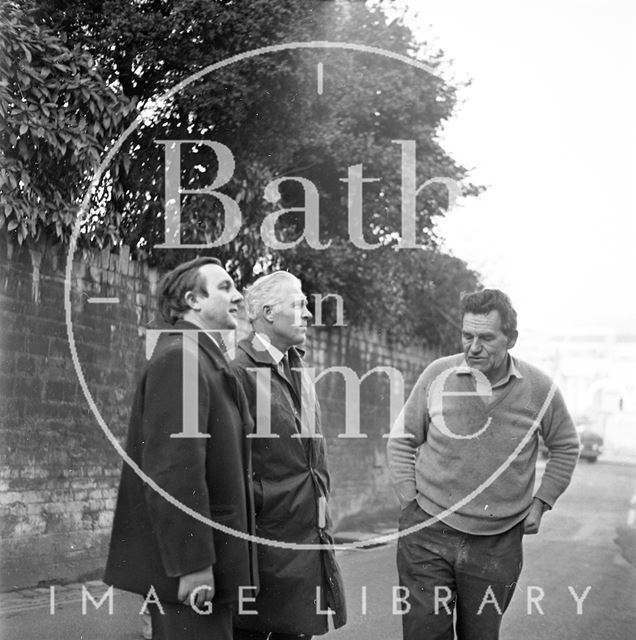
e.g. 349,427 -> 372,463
387,354 -> 580,535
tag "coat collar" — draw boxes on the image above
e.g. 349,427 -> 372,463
253,332 -> 285,364
171,319 -> 229,370
238,332 -> 305,367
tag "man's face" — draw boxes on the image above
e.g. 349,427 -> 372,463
461,310 -> 517,380
268,280 -> 312,351
192,264 -> 242,330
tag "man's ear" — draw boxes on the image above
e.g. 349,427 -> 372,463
262,304 -> 274,323
184,290 -> 200,311
507,330 -> 519,349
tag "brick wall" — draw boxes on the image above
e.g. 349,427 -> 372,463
305,328 -> 436,524
0,231 -> 439,590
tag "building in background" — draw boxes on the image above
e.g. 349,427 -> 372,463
517,331 -> 636,458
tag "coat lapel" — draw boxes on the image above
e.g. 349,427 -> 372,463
172,320 -> 253,434
239,333 -> 298,400
238,335 -> 320,454
172,320 -> 228,370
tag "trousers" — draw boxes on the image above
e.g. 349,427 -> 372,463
396,500 -> 523,640
148,601 -> 232,640
233,630 -> 312,640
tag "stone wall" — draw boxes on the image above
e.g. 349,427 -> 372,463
0,232 -> 438,590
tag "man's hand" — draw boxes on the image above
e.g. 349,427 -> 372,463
177,566 -> 215,608
523,498 -> 548,534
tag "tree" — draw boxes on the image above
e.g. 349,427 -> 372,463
32,0 -> 331,269
247,2 -> 484,348
6,0 -> 484,347
0,0 -> 131,246
35,2 -> 480,249
292,242 -> 480,351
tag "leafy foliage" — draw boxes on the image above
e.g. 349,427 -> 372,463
0,0 -> 131,245
4,0 -> 484,348
296,242 -> 480,350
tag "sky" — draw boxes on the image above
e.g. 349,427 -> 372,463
399,0 -> 636,341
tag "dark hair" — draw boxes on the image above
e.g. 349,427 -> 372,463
460,289 -> 518,336
157,257 -> 222,324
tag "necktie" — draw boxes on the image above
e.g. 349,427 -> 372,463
281,354 -> 299,400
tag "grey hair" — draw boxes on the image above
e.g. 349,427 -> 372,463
244,271 -> 302,322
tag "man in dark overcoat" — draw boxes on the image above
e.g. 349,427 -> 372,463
232,271 -> 346,640
104,257 -> 257,640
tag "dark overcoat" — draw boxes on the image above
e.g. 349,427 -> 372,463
232,334 -> 346,635
104,320 -> 258,605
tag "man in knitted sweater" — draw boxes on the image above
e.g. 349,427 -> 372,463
387,289 -> 580,640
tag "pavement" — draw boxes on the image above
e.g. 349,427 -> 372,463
0,580 -> 104,618
0,532 -> 396,622
2,455 -> 635,639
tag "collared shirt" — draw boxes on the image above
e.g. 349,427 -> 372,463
175,317 -> 225,356
253,332 -> 285,365
491,355 -> 524,389
456,355 -> 524,403
252,333 -> 303,425
200,331 -> 230,361
386,351 -> 579,535
168,318 -> 228,361
204,331 -> 222,351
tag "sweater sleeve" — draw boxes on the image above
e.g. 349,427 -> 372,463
386,368 -> 431,507
535,385 -> 580,507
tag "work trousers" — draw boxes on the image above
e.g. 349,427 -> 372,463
396,500 -> 523,640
